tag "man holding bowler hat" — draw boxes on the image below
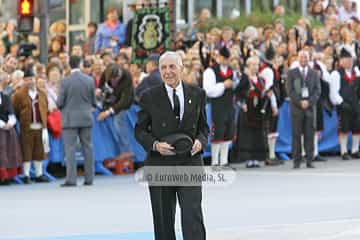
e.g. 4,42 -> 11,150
135,51 -> 208,240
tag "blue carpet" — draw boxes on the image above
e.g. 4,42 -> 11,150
14,232 -> 183,240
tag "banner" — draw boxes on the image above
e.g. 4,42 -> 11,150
131,7 -> 171,64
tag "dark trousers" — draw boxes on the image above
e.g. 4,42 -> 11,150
291,105 -> 316,165
149,186 -> 206,240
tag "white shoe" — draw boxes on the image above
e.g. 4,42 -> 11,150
253,160 -> 261,168
246,160 -> 254,168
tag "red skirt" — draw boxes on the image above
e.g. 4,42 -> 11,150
0,128 -> 23,180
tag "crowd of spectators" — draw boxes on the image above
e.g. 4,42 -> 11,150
0,0 -> 359,184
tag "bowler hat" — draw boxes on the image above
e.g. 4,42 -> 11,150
264,43 -> 275,61
219,46 -> 231,59
161,133 -> 194,155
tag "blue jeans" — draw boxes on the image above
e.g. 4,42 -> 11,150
113,110 -> 131,154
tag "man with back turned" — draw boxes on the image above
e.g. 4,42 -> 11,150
57,55 -> 97,186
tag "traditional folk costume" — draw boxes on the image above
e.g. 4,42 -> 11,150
203,47 -> 234,167
232,73 -> 269,168
330,48 -> 360,160
12,68 -> 49,183
258,45 -> 286,166
0,92 -> 22,184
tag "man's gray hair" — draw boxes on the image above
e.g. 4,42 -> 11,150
159,51 -> 183,68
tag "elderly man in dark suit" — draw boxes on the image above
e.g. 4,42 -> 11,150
57,55 -> 97,186
286,50 -> 321,169
135,51 -> 208,240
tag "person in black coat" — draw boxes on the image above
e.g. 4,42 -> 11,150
135,54 -> 162,102
135,51 -> 208,240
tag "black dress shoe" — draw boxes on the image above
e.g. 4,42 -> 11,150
306,163 -> 315,168
83,182 -> 93,186
314,155 -> 327,162
342,154 -> 351,160
60,182 -> 76,187
34,175 -> 50,183
293,164 -> 300,169
23,176 -> 32,184
351,152 -> 360,159
293,159 -> 301,169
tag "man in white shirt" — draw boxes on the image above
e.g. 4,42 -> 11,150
203,47 -> 234,167
330,48 -> 360,160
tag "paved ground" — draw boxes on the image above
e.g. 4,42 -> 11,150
1,157 -> 360,240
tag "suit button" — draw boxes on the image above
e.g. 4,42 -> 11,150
192,124 -> 196,129
162,122 -> 166,127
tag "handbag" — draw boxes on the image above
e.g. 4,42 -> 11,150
47,110 -> 62,138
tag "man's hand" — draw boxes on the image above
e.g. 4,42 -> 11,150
266,90 -> 273,98
3,123 -> 12,130
272,107 -> 278,116
49,107 -> 58,113
241,104 -> 248,112
155,142 -> 176,156
97,110 -> 110,121
224,79 -> 233,89
191,139 -> 202,156
300,100 -> 309,109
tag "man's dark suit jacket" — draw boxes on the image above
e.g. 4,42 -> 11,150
135,82 -> 209,166
286,67 -> 321,111
135,69 -> 162,102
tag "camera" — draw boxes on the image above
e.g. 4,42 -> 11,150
98,82 -> 117,110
